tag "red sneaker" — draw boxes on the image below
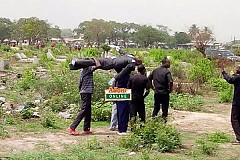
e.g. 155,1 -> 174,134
82,130 -> 93,134
67,128 -> 79,136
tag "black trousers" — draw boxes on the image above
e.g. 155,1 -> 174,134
70,93 -> 92,131
130,100 -> 146,123
116,101 -> 130,133
231,105 -> 240,141
152,93 -> 169,118
70,58 -> 95,70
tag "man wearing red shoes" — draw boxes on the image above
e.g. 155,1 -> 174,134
67,65 -> 98,135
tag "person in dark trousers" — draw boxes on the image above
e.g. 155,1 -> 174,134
148,57 -> 173,122
127,64 -> 150,123
221,63 -> 240,144
69,49 -> 142,85
116,71 -> 131,135
67,61 -> 100,135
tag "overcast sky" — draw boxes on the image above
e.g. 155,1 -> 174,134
1,0 -> 240,43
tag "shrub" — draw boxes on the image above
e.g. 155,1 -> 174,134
170,93 -> 204,111
207,132 -> 231,143
196,139 -> 218,155
4,115 -> 16,125
41,113 -> 59,129
219,85 -> 233,103
44,96 -> 67,112
119,133 -> 142,151
1,45 -> 11,52
156,125 -> 182,152
85,47 -> 100,57
20,108 -> 34,119
86,137 -> 102,150
93,72 -> 112,101
17,69 -> 38,90
0,123 -> 10,139
91,100 -> 112,121
101,44 -> 111,53
205,77 -> 229,91
120,117 -> 181,152
188,59 -> 216,84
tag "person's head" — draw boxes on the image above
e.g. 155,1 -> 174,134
134,56 -> 142,65
161,57 -> 170,68
236,65 -> 240,74
137,64 -> 146,75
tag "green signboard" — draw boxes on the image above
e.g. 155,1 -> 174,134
105,88 -> 132,101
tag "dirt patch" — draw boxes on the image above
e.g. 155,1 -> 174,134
170,110 -> 232,134
0,127 -> 119,154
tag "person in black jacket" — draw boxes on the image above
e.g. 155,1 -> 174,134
69,49 -> 142,84
127,64 -> 150,123
221,63 -> 240,144
148,57 -> 173,122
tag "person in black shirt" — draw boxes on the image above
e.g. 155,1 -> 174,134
221,63 -> 240,144
148,57 -> 173,122
127,64 -> 150,123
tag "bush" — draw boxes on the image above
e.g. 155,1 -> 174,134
41,113 -> 59,129
44,96 -> 67,112
17,69 -> 38,90
156,125 -> 182,152
20,109 -> 34,119
196,139 -> 218,155
101,44 -> 111,53
170,93 -> 204,111
219,85 -> 233,103
93,72 -> 112,101
85,47 -> 100,57
205,77 -> 229,91
188,59 -> 216,84
207,132 -> 231,143
119,134 -> 142,151
0,123 -> 10,139
86,137 -> 102,150
1,45 -> 11,52
119,117 -> 181,152
91,100 -> 112,121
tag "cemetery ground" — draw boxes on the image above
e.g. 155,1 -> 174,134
0,97 -> 239,160
1,45 -> 240,159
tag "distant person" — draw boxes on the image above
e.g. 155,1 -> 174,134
127,64 -> 150,123
67,59 -> 100,135
148,57 -> 173,122
221,63 -> 240,144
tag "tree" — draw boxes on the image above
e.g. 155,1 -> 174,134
12,17 -> 49,45
83,19 -> 111,48
74,21 -> 90,37
174,32 -> 191,44
0,18 -> 12,41
61,29 -> 74,38
188,24 -> 214,56
47,25 -> 61,38
134,25 -> 163,48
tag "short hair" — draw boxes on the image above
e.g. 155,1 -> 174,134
137,64 -> 145,72
161,57 -> 169,64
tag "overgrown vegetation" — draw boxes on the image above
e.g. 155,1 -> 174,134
170,93 -> 204,111
119,118 -> 181,152
0,45 -> 238,159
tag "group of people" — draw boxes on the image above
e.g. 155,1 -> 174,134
66,46 -> 240,144
67,47 -> 173,135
